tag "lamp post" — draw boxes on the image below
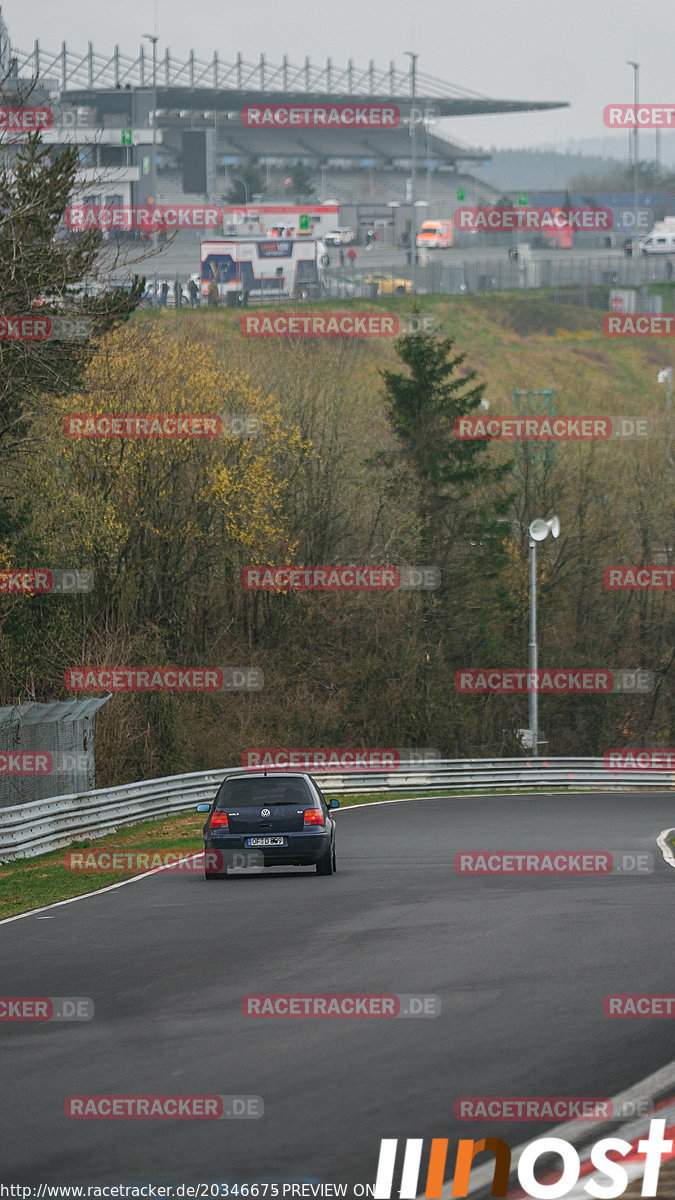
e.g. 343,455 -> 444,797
657,368 -> 674,474
143,33 -> 159,307
404,51 -> 418,294
231,175 -> 249,205
527,516 -> 560,756
627,61 -> 640,242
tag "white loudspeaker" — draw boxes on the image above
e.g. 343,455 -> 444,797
529,516 -> 560,541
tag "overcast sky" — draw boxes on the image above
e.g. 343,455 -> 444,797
6,0 -> 675,157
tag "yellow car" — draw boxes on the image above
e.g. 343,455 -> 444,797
363,273 -> 413,295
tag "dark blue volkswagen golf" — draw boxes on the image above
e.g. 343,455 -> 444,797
196,772 -> 339,879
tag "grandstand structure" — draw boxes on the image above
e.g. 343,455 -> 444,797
2,22 -> 569,233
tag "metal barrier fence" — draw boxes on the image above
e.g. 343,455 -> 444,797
0,757 -> 671,861
318,254 -> 675,299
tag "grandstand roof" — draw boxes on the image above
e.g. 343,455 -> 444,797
12,42 -> 568,121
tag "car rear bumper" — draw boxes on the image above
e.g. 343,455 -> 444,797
204,830 -> 331,867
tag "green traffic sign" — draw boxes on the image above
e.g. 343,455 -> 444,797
456,188 -> 465,201
518,192 -> 528,206
299,213 -> 310,231
121,129 -> 133,146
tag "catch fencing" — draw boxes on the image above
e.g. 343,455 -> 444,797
0,757 -> 671,861
0,696 -> 111,810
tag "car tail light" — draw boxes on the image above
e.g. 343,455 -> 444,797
210,811 -> 229,828
303,808 -> 325,827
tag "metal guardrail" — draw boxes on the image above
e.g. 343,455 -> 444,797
0,758 -> 672,862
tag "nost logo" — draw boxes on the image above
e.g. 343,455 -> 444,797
373,1119 -> 674,1198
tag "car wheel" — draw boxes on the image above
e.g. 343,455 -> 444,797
395,285 -> 407,294
316,841 -> 335,875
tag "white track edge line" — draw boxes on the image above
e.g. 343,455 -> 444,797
1,796 -> 672,926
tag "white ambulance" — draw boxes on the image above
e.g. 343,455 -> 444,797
200,238 -> 323,305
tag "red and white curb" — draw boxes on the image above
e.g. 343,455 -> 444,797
437,1060 -> 675,1198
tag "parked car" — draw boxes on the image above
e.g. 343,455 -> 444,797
364,273 -> 413,295
196,772 -> 339,878
323,227 -> 356,246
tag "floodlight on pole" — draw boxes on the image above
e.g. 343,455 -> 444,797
143,32 -> 159,307
657,368 -> 673,473
627,61 -> 640,243
404,50 -> 418,295
527,515 -> 560,757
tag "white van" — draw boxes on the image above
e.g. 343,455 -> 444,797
639,222 -> 675,254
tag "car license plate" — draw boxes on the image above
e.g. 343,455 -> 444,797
247,836 -> 285,847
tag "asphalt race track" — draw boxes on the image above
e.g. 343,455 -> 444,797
1,792 -> 673,1192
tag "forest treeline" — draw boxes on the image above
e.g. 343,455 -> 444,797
0,136 -> 672,783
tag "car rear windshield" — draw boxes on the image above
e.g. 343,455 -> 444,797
215,777 -> 313,808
